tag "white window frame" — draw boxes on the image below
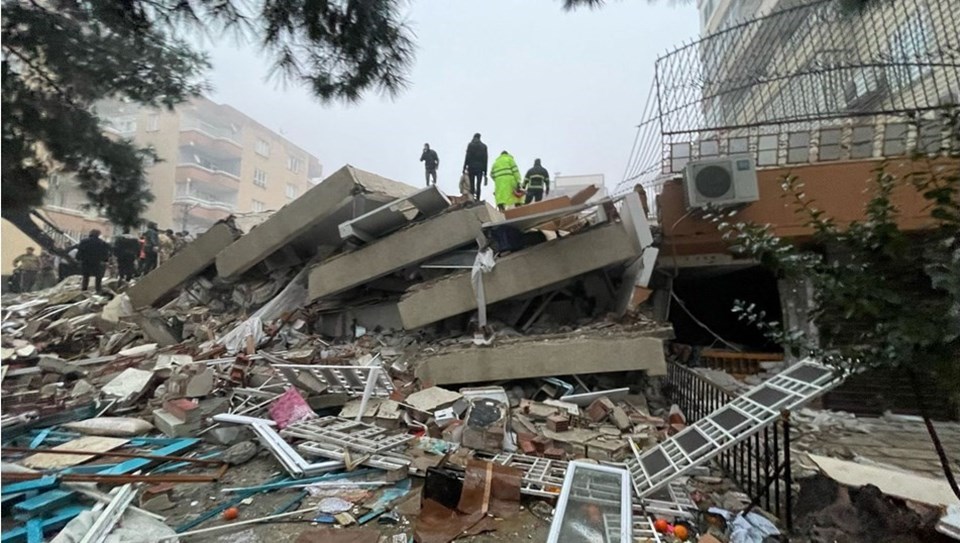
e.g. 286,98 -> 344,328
255,138 -> 271,157
252,199 -> 266,213
285,183 -> 298,200
546,462 -> 631,543
287,156 -> 303,173
253,168 -> 267,188
146,114 -> 160,132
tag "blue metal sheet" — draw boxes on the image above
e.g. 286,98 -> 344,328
13,490 -> 76,518
1,477 -> 58,494
96,438 -> 198,475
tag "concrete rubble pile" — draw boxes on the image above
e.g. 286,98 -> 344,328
0,165 -> 866,543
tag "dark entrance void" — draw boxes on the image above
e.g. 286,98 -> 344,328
669,265 -> 782,352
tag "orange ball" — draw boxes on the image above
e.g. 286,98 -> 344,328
673,525 -> 689,541
653,519 -> 669,533
223,507 -> 240,521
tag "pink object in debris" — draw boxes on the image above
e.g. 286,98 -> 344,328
269,387 -> 317,429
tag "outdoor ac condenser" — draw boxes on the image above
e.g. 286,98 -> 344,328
682,155 -> 759,209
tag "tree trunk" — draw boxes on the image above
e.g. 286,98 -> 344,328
909,369 -> 960,500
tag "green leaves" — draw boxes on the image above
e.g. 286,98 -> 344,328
709,121 -> 960,398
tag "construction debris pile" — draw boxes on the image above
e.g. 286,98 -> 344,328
1,164 -> 929,543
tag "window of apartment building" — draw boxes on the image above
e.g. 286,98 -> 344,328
700,0 -> 715,27
787,132 -> 811,164
757,135 -> 779,166
818,128 -> 842,161
728,137 -> 749,155
850,126 -> 875,159
146,114 -> 160,132
669,142 -> 690,173
916,120 -> 943,154
287,155 -> 303,173
114,118 -> 137,134
886,10 -> 933,91
255,138 -> 270,157
253,168 -> 267,188
699,140 -> 719,159
252,199 -> 266,213
285,183 -> 299,200
882,123 -> 908,156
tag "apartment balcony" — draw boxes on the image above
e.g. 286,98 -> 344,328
179,116 -> 243,152
173,194 -> 236,222
176,162 -> 241,190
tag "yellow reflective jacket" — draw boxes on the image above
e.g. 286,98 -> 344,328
491,153 -> 521,206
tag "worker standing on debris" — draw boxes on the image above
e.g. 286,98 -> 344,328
159,229 -> 176,264
113,227 -> 140,282
36,251 -> 58,290
75,229 -> 112,294
463,133 -> 488,201
12,247 -> 41,292
491,151 -> 522,212
142,222 -> 160,273
523,159 -> 551,204
420,143 -> 440,187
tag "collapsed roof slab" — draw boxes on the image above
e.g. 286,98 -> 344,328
215,165 -> 418,281
397,221 -> 642,330
414,332 -> 669,385
127,222 -> 239,309
338,185 -> 450,243
308,204 -> 501,302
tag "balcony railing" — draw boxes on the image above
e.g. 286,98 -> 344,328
176,161 -> 241,182
179,117 -> 241,147
666,362 -> 795,532
173,194 -> 236,212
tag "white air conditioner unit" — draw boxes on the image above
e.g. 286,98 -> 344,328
683,155 -> 759,209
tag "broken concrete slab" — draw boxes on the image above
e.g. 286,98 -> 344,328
405,386 -> 463,413
414,333 -> 668,385
216,165 -> 418,280
127,222 -> 239,309
503,196 -> 573,220
309,204 -> 500,302
338,185 -> 450,243
398,222 -> 641,329
314,302 -> 404,338
101,368 -> 154,403
153,408 -> 201,438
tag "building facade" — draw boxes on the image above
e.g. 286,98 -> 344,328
2,98 -> 322,275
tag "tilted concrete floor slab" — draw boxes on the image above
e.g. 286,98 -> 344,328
308,204 -> 500,301
397,221 -> 641,329
338,185 -> 450,243
127,222 -> 238,309
215,165 -> 417,280
414,331 -> 670,385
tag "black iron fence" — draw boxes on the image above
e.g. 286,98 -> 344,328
666,362 -> 795,531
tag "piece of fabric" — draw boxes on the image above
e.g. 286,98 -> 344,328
470,248 -> 496,328
269,387 -> 317,429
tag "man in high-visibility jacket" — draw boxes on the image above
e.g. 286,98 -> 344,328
523,159 -> 550,204
491,151 -> 522,211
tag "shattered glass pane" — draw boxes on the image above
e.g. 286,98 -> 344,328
555,466 -> 627,543
747,386 -> 791,409
713,407 -> 750,433
676,428 -> 711,457
640,448 -> 671,478
785,364 -> 832,384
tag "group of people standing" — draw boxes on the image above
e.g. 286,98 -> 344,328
420,133 -> 551,212
10,222 -> 194,295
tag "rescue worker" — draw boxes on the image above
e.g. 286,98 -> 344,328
420,143 -> 440,186
75,229 -> 111,294
12,247 -> 41,292
523,159 -> 551,204
462,133 -> 488,201
491,151 -> 522,212
36,251 -> 58,290
113,227 -> 140,282
159,229 -> 176,264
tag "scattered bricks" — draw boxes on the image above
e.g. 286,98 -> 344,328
520,438 -> 537,455
544,447 -> 565,460
519,399 -> 558,421
585,397 -> 614,422
532,436 -> 551,454
585,438 -> 630,462
546,414 -> 570,432
610,405 -> 632,431
153,408 -> 201,438
163,398 -> 200,423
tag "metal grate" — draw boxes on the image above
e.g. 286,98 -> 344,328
630,361 -> 839,498
280,416 -> 414,454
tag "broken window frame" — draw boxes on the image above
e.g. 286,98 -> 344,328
547,461 -> 632,543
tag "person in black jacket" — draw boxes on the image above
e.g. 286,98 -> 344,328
113,227 -> 140,282
420,144 -> 440,186
523,159 -> 551,204
75,229 -> 112,294
462,133 -> 488,201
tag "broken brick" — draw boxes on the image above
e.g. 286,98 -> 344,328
532,435 -> 551,453
546,414 -> 570,432
585,397 -> 614,422
544,447 -> 565,460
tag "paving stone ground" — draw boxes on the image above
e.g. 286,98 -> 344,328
793,411 -> 960,479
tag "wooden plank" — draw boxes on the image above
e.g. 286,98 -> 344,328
809,454 -> 960,507
13,489 -> 76,518
21,436 -> 128,469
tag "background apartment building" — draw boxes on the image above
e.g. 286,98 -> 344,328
2,98 -> 322,275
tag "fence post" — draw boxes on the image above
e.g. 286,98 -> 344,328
782,411 -> 793,532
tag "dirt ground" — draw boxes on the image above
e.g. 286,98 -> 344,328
160,454 -> 552,543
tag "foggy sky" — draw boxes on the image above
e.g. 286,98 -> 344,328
203,0 -> 698,200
